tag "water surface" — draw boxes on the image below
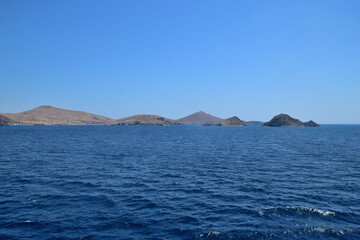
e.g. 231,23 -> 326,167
0,125 -> 359,239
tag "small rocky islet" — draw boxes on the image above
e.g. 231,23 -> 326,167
0,106 -> 319,127
203,116 -> 246,126
262,114 -> 320,127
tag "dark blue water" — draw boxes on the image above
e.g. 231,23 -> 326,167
0,125 -> 359,240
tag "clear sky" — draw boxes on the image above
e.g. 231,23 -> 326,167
1,0 -> 360,123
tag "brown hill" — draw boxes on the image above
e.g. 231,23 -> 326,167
0,114 -> 19,126
263,114 -> 320,127
203,116 -> 246,126
2,105 -> 112,125
113,114 -> 182,126
177,111 -> 223,124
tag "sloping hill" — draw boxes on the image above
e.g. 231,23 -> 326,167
2,105 -> 112,125
263,114 -> 319,127
244,121 -> 264,125
177,111 -> 223,124
0,114 -> 19,126
303,120 -> 320,127
113,114 -> 182,126
203,116 -> 246,126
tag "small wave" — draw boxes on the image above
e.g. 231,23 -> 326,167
125,221 -> 147,228
283,226 -> 356,237
134,202 -> 159,210
89,194 -> 117,207
178,215 -> 199,224
3,220 -> 44,229
65,180 -> 99,188
196,231 -> 281,239
168,227 -> 192,236
95,152 -> 128,159
197,232 -> 223,239
305,226 -> 355,235
259,206 -> 335,217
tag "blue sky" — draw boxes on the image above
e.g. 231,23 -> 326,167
1,0 -> 359,123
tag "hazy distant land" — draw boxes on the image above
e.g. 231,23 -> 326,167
203,116 -> 246,126
0,105 -> 319,127
113,114 -> 182,126
1,105 -> 112,125
177,111 -> 223,124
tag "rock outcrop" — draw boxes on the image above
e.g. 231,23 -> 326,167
203,116 -> 246,126
263,114 -> 319,127
0,114 -> 19,126
177,111 -> 223,124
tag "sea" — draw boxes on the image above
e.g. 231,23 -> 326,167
0,125 -> 359,240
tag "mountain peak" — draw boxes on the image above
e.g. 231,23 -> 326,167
38,105 -> 55,109
177,111 -> 223,124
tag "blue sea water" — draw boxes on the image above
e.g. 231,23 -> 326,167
0,125 -> 359,240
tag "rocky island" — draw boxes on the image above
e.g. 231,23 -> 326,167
177,111 -> 223,124
112,114 -> 182,126
203,116 -> 246,126
263,114 -> 320,127
1,105 -> 112,125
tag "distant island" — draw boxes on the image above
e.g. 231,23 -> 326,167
177,111 -> 223,124
203,116 -> 246,126
0,105 -> 319,127
1,105 -> 112,125
245,121 -> 264,125
263,114 -> 320,127
112,114 -> 182,126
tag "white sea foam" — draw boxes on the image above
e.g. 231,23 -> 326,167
284,227 -> 354,236
198,232 -> 222,238
259,206 -> 335,217
293,206 -> 335,216
309,227 -> 327,233
305,226 -> 354,235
